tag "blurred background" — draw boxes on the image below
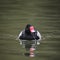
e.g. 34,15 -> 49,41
0,0 -> 60,60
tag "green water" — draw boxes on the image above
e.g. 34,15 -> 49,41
0,0 -> 60,60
